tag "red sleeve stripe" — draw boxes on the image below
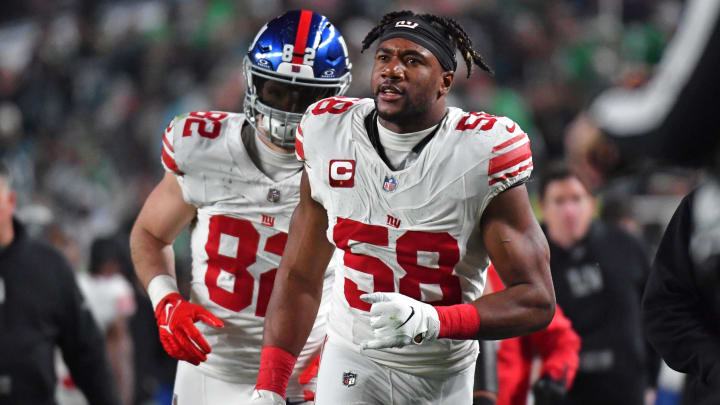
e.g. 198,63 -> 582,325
162,134 -> 174,152
162,147 -> 183,175
291,10 -> 313,64
295,138 -> 305,160
489,142 -> 531,176
492,132 -> 527,153
295,125 -> 306,160
489,161 -> 533,185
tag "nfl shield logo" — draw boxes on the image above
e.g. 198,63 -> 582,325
383,176 -> 398,192
267,188 -> 281,203
342,371 -> 357,387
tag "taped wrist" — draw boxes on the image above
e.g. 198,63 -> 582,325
255,346 -> 297,398
147,275 -> 180,310
435,303 -> 481,339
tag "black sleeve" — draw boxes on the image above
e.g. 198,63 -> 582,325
54,252 -> 121,405
642,193 -> 720,385
631,235 -> 662,388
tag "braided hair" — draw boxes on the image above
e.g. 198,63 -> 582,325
361,10 -> 493,78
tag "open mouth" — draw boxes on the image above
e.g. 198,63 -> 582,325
377,83 -> 404,102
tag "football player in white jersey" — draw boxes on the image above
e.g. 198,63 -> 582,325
252,10 -> 555,405
128,10 -> 351,404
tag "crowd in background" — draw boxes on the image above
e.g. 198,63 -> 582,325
0,0 -> 701,404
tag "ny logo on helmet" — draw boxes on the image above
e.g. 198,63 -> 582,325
395,21 -> 419,29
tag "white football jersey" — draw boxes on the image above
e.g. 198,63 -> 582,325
161,111 -> 331,400
296,98 -> 533,377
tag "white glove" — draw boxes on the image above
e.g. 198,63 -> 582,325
360,292 -> 441,350
248,389 -> 285,405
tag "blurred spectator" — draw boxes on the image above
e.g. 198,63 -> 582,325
538,162 -> 658,405
487,264 -> 581,405
642,181 -> 720,404
558,0 -> 720,401
79,238 -> 136,405
601,193 -> 642,238
0,160 -> 120,405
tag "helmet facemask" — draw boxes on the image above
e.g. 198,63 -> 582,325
243,56 -> 350,149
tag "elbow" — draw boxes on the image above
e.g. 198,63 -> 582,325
538,295 -> 556,330
533,282 -> 556,332
535,297 -> 555,330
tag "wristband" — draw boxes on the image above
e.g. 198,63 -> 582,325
147,274 -> 180,310
256,346 -> 297,398
435,303 -> 481,339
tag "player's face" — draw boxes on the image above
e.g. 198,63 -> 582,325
371,38 -> 447,127
256,78 -> 332,114
541,177 -> 595,247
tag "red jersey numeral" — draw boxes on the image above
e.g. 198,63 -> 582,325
204,215 -> 286,316
397,230 -> 462,305
311,97 -> 357,115
333,218 -> 462,311
333,218 -> 395,311
183,111 -> 228,139
456,112 -> 498,131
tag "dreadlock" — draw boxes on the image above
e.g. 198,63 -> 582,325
361,10 -> 494,78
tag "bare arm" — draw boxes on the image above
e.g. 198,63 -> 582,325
130,172 -> 196,290
131,172 -> 222,365
474,184 -> 555,339
262,170 -> 335,356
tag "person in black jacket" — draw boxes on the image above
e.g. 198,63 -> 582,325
642,181 -> 720,404
0,160 -> 120,405
539,163 -> 658,405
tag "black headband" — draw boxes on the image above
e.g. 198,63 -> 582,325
378,16 -> 457,72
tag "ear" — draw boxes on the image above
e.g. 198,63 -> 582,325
438,71 -> 454,98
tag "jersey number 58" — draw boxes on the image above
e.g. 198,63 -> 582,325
334,217 -> 463,311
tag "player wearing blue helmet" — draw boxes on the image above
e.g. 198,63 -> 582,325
244,10 -> 351,149
130,10 -> 351,404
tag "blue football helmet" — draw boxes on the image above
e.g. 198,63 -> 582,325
243,10 -> 352,148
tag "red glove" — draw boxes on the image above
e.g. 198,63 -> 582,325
155,292 -> 224,365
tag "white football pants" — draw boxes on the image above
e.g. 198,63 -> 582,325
173,361 -> 314,404
173,362 -> 255,404
315,340 -> 475,405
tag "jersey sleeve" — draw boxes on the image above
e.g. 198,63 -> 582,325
295,123 -> 307,162
296,101 -> 326,206
158,111 -> 234,206
486,118 -> 533,197
296,97 -> 361,165
295,98 -> 328,165
160,118 -> 183,175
